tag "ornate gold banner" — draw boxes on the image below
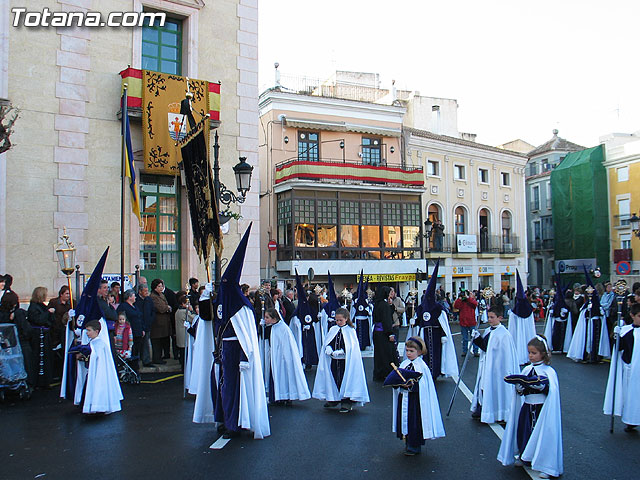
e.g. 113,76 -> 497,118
141,71 -> 209,175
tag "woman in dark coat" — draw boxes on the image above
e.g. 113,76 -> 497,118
27,286 -> 55,387
149,279 -> 172,364
372,285 -> 397,381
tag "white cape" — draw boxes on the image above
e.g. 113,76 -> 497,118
508,311 -> 536,365
312,325 -> 370,404
543,311 -> 573,354
82,325 -> 123,414
415,311 -> 459,378
603,325 -> 640,425
191,318 -> 215,422
392,357 -> 445,440
184,319 -> 198,393
264,321 -> 310,401
288,315 -> 303,357
567,308 -> 611,361
229,305 -> 270,439
498,363 -> 563,478
470,325 -> 519,423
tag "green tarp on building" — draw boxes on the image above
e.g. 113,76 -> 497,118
551,144 -> 610,284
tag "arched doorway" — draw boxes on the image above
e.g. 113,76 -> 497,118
479,208 -> 490,252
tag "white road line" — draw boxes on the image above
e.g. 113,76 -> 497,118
451,374 -> 539,480
209,437 -> 230,450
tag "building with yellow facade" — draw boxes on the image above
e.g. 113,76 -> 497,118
602,131 -> 640,285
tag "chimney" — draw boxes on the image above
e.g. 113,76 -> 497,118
432,104 -> 441,135
274,62 -> 280,88
391,79 -> 396,102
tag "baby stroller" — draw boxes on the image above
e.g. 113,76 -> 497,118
115,352 -> 140,384
0,323 -> 31,401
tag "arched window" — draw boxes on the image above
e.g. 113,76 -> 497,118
501,211 -> 512,244
455,206 -> 466,234
427,204 -> 444,251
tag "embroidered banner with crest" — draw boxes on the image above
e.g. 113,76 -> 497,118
119,68 -> 217,175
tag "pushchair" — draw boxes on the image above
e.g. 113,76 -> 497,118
0,323 -> 31,401
115,352 -> 140,384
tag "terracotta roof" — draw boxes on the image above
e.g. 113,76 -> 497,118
405,127 -> 527,157
527,130 -> 585,157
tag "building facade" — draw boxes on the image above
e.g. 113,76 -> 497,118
602,131 -> 640,285
0,0 -> 260,299
258,89 -> 426,297
525,130 -> 583,288
406,128 -> 528,294
259,72 -> 529,298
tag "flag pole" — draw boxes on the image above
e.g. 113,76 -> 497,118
120,84 -> 128,299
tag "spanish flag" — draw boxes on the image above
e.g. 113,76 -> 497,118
121,89 -> 141,224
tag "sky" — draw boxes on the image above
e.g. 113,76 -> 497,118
258,0 -> 640,149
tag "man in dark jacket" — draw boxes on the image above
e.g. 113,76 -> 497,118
135,284 -> 155,366
97,279 -> 118,328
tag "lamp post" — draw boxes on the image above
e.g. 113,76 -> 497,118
55,228 -> 76,309
630,213 -> 640,238
212,131 -> 254,287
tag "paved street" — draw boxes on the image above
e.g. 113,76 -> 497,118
2,324 -> 638,480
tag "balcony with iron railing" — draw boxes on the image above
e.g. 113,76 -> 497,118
614,214 -> 631,228
275,156 -> 424,189
529,238 -> 554,251
425,233 -> 521,255
530,200 -> 541,212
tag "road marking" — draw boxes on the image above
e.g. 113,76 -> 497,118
451,374 -> 538,480
140,374 -> 184,384
209,437 -> 230,450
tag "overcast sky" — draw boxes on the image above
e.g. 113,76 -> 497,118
258,0 -> 640,149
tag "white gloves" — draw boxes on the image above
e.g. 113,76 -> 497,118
74,328 -> 81,337
515,384 -> 524,395
613,325 -> 622,339
530,383 -> 546,391
471,330 -> 481,340
183,321 -> 191,328
331,349 -> 345,359
200,282 -> 214,300
76,314 -> 85,327
239,361 -> 250,371
303,325 -> 311,331
68,309 -> 76,318
441,336 -> 448,344
325,346 -> 334,356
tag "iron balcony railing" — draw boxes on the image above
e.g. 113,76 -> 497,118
529,239 -> 554,251
614,214 -> 631,227
275,157 -> 424,188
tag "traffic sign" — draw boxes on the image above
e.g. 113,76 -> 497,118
616,261 -> 631,275
267,240 -> 277,251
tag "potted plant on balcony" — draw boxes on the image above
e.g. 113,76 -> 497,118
219,207 -> 242,225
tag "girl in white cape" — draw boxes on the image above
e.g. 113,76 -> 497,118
313,307 -> 369,413
79,319 -> 123,414
263,308 -> 310,405
603,302 -> 640,432
498,335 -> 562,479
389,336 -> 444,456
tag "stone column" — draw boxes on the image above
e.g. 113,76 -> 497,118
54,0 -> 92,290
236,0 -> 260,287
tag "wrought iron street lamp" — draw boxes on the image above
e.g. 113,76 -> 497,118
212,132 -> 254,287
55,228 -> 76,309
